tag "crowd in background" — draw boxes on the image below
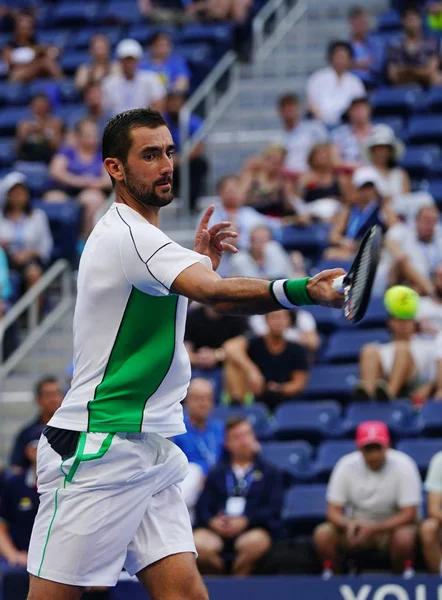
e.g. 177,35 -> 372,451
4,0 -> 442,596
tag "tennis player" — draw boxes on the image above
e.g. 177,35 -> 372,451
26,108 -> 344,600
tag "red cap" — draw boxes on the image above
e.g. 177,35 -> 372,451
356,421 -> 390,448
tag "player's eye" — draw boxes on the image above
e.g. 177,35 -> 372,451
144,154 -> 154,161
167,150 -> 175,158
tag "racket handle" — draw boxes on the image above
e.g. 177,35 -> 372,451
332,275 -> 345,294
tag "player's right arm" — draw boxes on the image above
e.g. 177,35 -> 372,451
171,262 -> 345,315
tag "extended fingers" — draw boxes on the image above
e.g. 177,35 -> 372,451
220,242 -> 238,253
197,205 -> 215,232
214,230 -> 238,242
208,221 -> 232,235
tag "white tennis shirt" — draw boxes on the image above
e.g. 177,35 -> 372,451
49,202 -> 211,436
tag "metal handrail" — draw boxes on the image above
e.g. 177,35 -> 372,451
252,0 -> 287,59
179,50 -> 238,213
0,259 -> 73,380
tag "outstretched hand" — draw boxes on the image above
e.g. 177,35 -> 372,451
194,205 -> 238,271
307,268 -> 346,308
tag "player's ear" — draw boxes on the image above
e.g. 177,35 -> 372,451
104,157 -> 125,182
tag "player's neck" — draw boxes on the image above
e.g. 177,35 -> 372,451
116,192 -> 160,227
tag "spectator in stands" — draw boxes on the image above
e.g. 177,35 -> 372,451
224,310 -> 309,409
101,39 -> 166,116
420,446 -> 442,573
276,93 -> 328,174
205,175 -> 279,252
248,308 -> 320,355
48,118 -> 111,241
10,375 -> 62,471
386,205 -> 442,296
0,246 -> 12,318
241,146 -> 297,217
229,225 -> 296,280
3,12 -> 63,82
194,416 -> 283,575
163,91 -> 207,213
331,97 -> 374,168
185,305 -> 248,374
427,1 -> 442,33
142,32 -> 190,92
347,6 -> 383,87
67,83 -> 108,137
185,0 -> 253,23
0,435 -> 39,599
16,93 -> 64,164
355,316 -> 435,401
174,378 -> 224,521
326,166 -> 398,260
363,125 -> 409,198
75,34 -> 118,91
314,421 -> 421,574
0,176 -> 53,293
306,41 -> 365,127
387,4 -> 442,87
295,143 -> 351,222
416,264 -> 442,335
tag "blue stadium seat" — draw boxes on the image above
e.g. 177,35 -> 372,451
426,180 -> 442,207
407,116 -> 442,146
55,103 -> 85,122
59,79 -> 82,104
103,1 -> 142,24
0,138 -> 16,167
16,163 -> 51,196
60,51 -> 91,76
211,403 -> 271,439
272,401 -> 346,442
314,258 -> 353,274
419,402 -> 442,437
399,145 -> 440,180
370,86 -> 420,118
52,3 -> 100,27
70,26 -> 123,49
0,83 -> 31,107
314,440 -> 356,478
303,364 -> 359,402
372,116 -> 404,136
301,305 -> 340,336
33,200 -> 82,264
423,87 -> 442,114
336,296 -> 389,330
323,329 -> 391,364
282,485 -> 327,529
396,439 -> 442,475
37,29 -> 71,49
0,107 -> 29,135
178,23 -> 233,58
345,400 -> 421,438
128,24 -> 176,45
261,441 -> 314,481
280,224 -> 330,259
377,10 -> 401,31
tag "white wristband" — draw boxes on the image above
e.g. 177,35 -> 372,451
270,279 -> 297,309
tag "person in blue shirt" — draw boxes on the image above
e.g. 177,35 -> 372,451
174,378 -> 224,521
348,6 -> 384,88
164,91 -> 208,212
194,416 -> 284,575
141,32 -> 190,93
0,246 -> 12,316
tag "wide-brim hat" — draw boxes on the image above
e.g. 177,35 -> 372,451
362,124 -> 405,162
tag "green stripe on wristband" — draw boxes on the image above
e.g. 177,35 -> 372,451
285,278 -> 316,306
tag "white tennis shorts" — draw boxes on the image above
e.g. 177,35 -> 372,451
27,430 -> 196,587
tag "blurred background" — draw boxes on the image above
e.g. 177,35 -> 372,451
3,0 -> 442,598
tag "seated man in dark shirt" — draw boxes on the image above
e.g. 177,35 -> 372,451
387,4 -> 441,86
185,305 -> 248,373
193,416 -> 284,575
224,310 -> 309,409
10,375 -> 63,471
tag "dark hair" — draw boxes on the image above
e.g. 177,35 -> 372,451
75,117 -> 98,135
348,5 -> 367,19
278,93 -> 299,109
102,108 -> 168,166
225,416 -> 249,433
150,31 -> 171,46
2,182 -> 31,217
32,93 -> 50,104
401,3 -> 421,18
35,375 -> 59,399
216,174 -> 239,194
327,40 -> 353,61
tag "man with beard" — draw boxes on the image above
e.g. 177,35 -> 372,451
25,108 -> 344,600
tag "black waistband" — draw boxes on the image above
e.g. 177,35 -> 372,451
43,425 -> 81,461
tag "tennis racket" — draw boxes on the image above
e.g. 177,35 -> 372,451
332,225 -> 383,323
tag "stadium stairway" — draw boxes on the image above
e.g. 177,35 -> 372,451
205,0 -> 389,191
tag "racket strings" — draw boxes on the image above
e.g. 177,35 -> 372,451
351,238 -> 373,313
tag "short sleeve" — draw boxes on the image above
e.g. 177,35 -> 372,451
397,456 -> 422,507
147,73 -> 166,103
306,72 -> 319,103
296,310 -> 317,333
118,209 -> 211,296
326,458 -> 349,506
425,452 -> 442,493
434,332 -> 442,361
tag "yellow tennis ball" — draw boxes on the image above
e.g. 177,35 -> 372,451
384,285 -> 419,319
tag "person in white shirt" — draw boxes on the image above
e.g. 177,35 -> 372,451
421,449 -> 442,573
101,39 -> 166,116
306,41 -> 365,127
314,421 -> 421,574
276,93 -> 328,173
